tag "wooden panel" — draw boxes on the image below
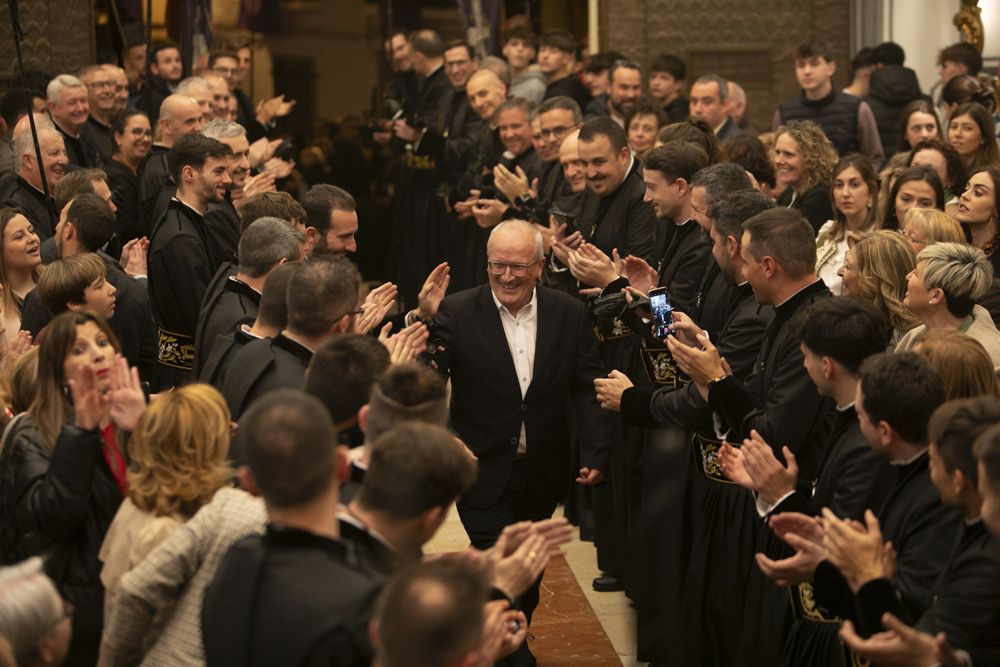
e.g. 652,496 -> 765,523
0,0 -> 95,84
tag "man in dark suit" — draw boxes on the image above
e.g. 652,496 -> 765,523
431,219 -> 613,631
4,127 -> 67,241
689,74 -> 742,142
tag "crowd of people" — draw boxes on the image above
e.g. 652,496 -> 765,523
0,13 -> 999,667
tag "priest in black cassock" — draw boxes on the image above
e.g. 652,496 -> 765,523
200,119 -> 252,268
147,133 -> 233,391
193,217 -> 302,377
3,128 -> 67,241
667,207 -> 835,667
717,297 -> 895,667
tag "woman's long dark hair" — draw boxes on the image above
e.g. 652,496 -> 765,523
883,166 -> 945,230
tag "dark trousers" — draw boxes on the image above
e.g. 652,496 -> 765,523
458,459 -> 555,623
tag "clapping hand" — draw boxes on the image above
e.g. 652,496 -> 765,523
472,198 -> 508,229
378,320 -> 429,364
822,509 -> 892,593
666,331 -> 727,399
620,255 -> 658,294
0,329 -> 32,373
107,356 -> 146,432
756,512 -> 826,587
354,282 -> 398,335
839,613 -> 962,667
121,237 -> 149,278
550,219 -> 583,265
69,365 -> 105,431
248,137 -> 283,168
480,600 -> 528,664
737,430 -> 798,504
567,243 -> 619,289
493,163 -> 534,203
255,94 -> 296,125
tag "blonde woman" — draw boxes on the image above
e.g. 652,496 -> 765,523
900,207 -> 965,253
911,329 -> 1000,399
897,242 -> 1000,367
773,120 -> 838,233
98,383 -> 231,658
815,154 -> 879,294
838,230 -> 920,349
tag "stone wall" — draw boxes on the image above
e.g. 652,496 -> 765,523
599,0 -> 852,133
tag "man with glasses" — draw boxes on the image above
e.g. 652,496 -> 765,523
80,65 -> 117,163
429,219 -> 612,663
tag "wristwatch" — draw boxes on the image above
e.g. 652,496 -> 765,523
514,193 -> 533,209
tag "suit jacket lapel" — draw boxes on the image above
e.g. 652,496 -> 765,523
475,286 -> 521,394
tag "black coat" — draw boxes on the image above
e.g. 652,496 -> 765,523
544,74 -> 592,111
53,121 -> 98,168
202,525 -> 379,667
148,198 -> 214,388
855,519 -> 1000,655
575,158 -> 658,265
193,276 -> 260,377
198,324 -> 258,389
663,96 -> 689,124
1,418 -> 124,667
81,117 -> 114,165
203,196 -> 241,268
2,176 -> 59,241
865,66 -> 928,157
778,184 -> 834,235
221,333 -> 312,420
138,145 -> 171,236
656,219 -> 711,316
433,284 -> 613,512
813,451 -> 962,622
708,280 -> 834,479
102,159 -> 145,245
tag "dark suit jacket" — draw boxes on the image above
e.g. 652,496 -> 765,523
716,118 -> 742,142
203,196 -> 241,268
193,276 -> 260,377
220,333 -> 312,420
3,176 -> 59,241
202,525 -> 379,667
575,158 -> 658,265
544,74 -> 592,111
198,324 -> 258,389
855,519 -> 1000,654
433,284 -> 613,511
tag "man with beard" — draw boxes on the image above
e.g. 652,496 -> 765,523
47,74 -> 98,168
584,60 -> 643,126
147,133 -> 232,390
571,117 -> 657,265
79,65 -> 117,163
539,29 -> 591,110
140,94 -> 205,234
4,127 -> 67,241
301,184 -> 359,258
138,41 -> 183,126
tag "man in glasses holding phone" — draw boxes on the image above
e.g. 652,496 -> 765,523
430,219 -> 612,664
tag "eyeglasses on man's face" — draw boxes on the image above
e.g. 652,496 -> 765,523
487,260 -> 541,276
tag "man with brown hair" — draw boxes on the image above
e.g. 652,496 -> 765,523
539,29 -> 590,110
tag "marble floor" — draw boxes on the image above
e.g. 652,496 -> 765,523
424,506 -> 647,667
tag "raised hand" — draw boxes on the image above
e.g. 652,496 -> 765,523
718,442 -> 754,489
839,613 -> 959,667
490,530 -> 551,599
353,282 -> 398,335
107,356 -> 146,432
68,365 -> 106,431
620,255 -> 658,294
741,430 -> 798,504
493,163 -> 530,202
417,262 -> 450,320
248,137 -> 283,168
822,508 -> 888,592
472,198 -> 508,229
378,320 -> 429,364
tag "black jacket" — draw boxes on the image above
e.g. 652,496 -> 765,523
138,145 -> 171,236
193,276 -> 260,377
53,120 -> 98,168
433,284 -> 613,512
865,66 -> 928,157
813,451 -> 962,622
2,176 -> 59,241
544,74 -> 592,111
102,159 -> 145,245
221,333 -> 312,420
575,157 -> 658,265
663,96 -> 689,124
708,280 -> 834,480
0,418 -> 124,666
202,525 -> 380,667
778,184 -> 834,235
855,518 -> 1000,655
203,196 -> 241,268
199,324 -> 259,389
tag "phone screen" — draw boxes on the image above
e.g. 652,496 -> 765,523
650,289 -> 673,338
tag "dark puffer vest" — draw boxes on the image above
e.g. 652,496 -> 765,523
778,88 -> 861,156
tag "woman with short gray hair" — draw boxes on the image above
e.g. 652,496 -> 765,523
897,241 -> 1000,367
0,557 -> 72,666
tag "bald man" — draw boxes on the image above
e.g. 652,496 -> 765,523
140,94 -> 205,234
3,127 -> 68,240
